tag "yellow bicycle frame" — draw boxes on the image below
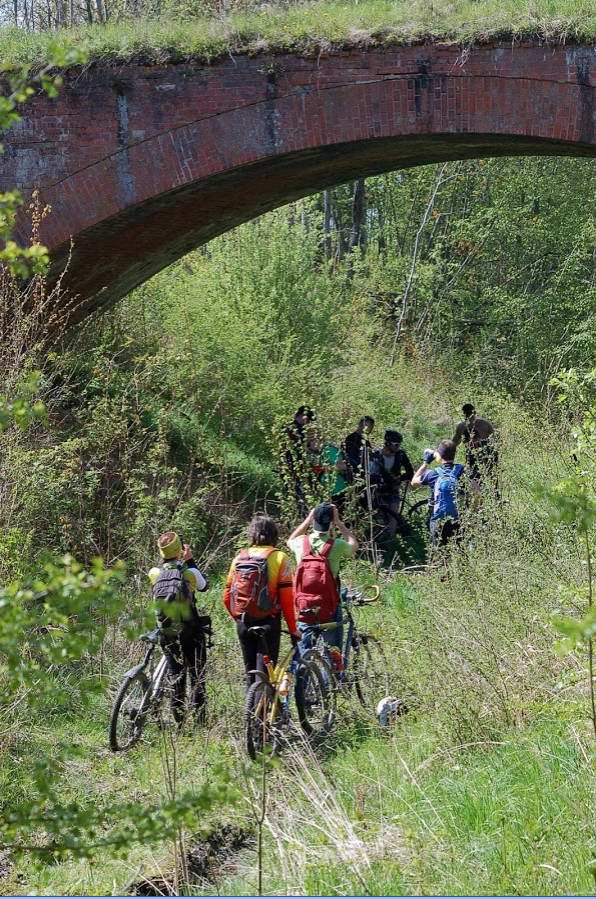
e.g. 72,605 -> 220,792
256,643 -> 296,726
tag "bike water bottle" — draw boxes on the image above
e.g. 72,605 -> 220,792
279,672 -> 294,697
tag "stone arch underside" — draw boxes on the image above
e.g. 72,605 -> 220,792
2,41 -> 594,320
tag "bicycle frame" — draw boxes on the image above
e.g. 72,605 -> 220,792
121,641 -> 169,712
251,634 -> 297,726
306,588 -> 378,685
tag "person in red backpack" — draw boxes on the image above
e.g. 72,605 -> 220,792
287,502 -> 358,653
223,514 -> 299,687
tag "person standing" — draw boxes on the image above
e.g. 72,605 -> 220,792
287,503 -> 358,657
369,430 -> 414,537
149,531 -> 210,725
453,403 -> 498,494
411,440 -> 465,551
280,405 -> 316,515
344,416 -> 375,479
223,514 -> 299,687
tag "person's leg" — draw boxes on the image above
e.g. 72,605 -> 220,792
265,616 -> 282,667
321,600 -> 343,654
236,618 -> 258,687
182,624 -> 207,725
162,637 -> 186,723
381,494 -> 399,538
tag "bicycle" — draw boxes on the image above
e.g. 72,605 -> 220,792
244,626 -> 335,759
298,585 -> 389,714
109,621 -> 212,752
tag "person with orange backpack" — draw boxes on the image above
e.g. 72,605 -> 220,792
223,514 -> 299,687
287,502 -> 358,659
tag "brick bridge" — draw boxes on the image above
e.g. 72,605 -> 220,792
3,40 -> 595,318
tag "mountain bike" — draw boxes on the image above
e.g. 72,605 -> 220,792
109,620 -> 212,752
298,585 -> 389,714
244,626 -> 335,759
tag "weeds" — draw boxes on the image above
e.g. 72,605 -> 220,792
0,0 -> 595,69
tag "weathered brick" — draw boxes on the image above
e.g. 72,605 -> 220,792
0,40 -> 592,320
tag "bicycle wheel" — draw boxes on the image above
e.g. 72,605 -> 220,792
294,656 -> 336,738
244,679 -> 277,760
406,498 -> 429,526
353,634 -> 390,711
109,671 -> 151,752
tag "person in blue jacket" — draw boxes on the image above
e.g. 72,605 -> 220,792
411,439 -> 465,549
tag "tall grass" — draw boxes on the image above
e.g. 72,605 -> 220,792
0,0 -> 594,67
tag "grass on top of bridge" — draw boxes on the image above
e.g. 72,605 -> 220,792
0,0 -> 594,68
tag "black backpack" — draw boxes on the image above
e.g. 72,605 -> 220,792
152,564 -> 192,636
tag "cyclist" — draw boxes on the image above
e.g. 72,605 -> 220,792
223,514 -> 299,687
453,403 -> 499,494
369,430 -> 414,537
411,439 -> 464,550
149,532 -> 210,726
287,502 -> 358,660
344,416 -> 375,479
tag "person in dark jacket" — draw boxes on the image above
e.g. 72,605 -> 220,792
369,430 -> 414,537
280,405 -> 316,515
344,416 -> 375,479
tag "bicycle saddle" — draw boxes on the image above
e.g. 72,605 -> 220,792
140,628 -> 161,645
247,625 -> 267,636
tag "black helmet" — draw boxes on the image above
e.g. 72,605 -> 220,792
384,429 -> 402,445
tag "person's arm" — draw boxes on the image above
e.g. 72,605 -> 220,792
332,505 -> 358,553
277,555 -> 299,637
182,544 -> 208,591
222,561 -> 236,618
344,433 -> 360,470
286,509 -> 314,547
453,421 -> 465,447
412,449 -> 436,488
411,463 -> 428,489
401,450 -> 414,483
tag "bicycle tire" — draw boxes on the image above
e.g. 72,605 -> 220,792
353,634 -> 390,711
405,498 -> 429,524
109,671 -> 151,752
244,679 -> 277,760
294,656 -> 336,737
300,647 -> 338,691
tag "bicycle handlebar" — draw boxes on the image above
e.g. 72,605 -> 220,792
345,584 -> 380,605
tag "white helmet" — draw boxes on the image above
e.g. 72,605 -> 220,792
376,696 -> 404,727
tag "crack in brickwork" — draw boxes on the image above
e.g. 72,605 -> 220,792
1,41 -> 593,319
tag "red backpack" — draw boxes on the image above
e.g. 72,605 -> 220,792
229,549 -> 277,620
294,536 -> 340,624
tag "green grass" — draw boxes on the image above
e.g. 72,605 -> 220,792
0,0 -> 595,68
2,354 -> 595,895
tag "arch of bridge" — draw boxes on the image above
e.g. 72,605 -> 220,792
3,40 -> 595,318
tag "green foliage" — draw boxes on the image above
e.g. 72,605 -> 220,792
541,369 -> 596,736
0,370 -> 45,433
0,555 -> 125,706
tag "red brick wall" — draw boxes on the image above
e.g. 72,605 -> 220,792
3,41 -> 594,316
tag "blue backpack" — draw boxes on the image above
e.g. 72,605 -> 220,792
433,464 -> 463,521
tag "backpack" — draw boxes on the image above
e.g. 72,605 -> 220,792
294,536 -> 340,624
152,564 -> 192,635
433,465 -> 462,521
229,549 -> 276,620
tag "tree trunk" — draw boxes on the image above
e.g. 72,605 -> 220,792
323,190 -> 333,261
349,178 -> 366,251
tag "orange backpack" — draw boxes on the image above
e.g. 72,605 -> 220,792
229,549 -> 277,619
